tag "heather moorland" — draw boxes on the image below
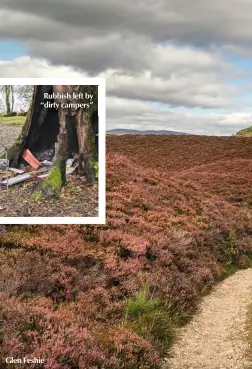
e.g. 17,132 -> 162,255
1,134 -> 252,368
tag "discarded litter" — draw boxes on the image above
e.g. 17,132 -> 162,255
1,173 -> 33,186
0,163 -> 78,186
36,149 -> 54,162
0,159 -> 8,170
66,165 -> 78,175
9,168 -> 24,174
38,165 -> 79,179
0,148 -> 78,187
22,149 -> 41,169
41,160 -> 53,166
37,173 -> 49,179
66,159 -> 74,167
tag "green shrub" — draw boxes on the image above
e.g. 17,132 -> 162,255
123,285 -> 175,355
219,230 -> 238,266
124,284 -> 159,318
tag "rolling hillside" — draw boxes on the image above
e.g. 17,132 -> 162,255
107,128 -> 190,135
235,126 -> 252,137
1,134 -> 252,369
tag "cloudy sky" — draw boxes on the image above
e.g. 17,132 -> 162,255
1,0 -> 252,135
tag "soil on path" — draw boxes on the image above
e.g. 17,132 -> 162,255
165,269 -> 252,369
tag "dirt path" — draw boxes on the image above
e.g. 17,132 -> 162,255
165,269 -> 252,369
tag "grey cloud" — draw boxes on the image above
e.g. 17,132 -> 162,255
0,56 -> 238,109
1,0 -> 252,49
104,70 -> 237,108
0,9 -> 82,42
0,0 -> 250,129
0,56 -> 249,135
28,35 -> 151,75
0,57 -> 86,77
28,36 -> 232,77
27,35 -> 238,109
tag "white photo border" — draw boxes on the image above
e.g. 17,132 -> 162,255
0,78 -> 106,224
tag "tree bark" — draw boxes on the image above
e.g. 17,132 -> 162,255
40,110 -> 67,197
2,86 -> 49,166
4,86 -> 11,115
76,108 -> 96,184
11,85 -> 14,113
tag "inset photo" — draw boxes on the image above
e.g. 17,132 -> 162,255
0,78 -> 105,224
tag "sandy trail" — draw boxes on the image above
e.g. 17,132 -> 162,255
165,269 -> 252,369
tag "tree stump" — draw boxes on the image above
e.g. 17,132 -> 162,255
4,85 -> 98,198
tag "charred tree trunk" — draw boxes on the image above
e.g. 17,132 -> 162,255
52,84 -> 97,185
76,108 -> 96,184
2,85 -> 51,166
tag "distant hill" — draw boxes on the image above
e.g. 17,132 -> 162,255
235,126 -> 252,137
106,129 -> 190,135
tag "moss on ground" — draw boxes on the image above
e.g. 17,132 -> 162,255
40,166 -> 62,197
89,157 -> 99,179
